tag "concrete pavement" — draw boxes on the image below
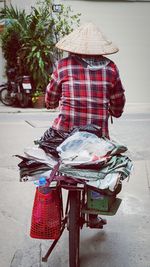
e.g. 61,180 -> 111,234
0,102 -> 150,267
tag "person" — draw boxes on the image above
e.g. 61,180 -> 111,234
45,22 -> 125,227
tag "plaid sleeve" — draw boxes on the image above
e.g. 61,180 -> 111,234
109,66 -> 126,118
45,66 -> 62,109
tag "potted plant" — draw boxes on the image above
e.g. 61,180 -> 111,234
0,0 -> 81,107
31,89 -> 45,108
0,5 -> 29,71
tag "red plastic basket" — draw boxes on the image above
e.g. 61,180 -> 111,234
30,187 -> 61,240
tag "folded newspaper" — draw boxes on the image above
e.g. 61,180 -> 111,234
16,131 -> 133,192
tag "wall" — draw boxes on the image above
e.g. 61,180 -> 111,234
0,0 -> 150,104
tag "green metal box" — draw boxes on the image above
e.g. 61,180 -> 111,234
87,190 -> 116,211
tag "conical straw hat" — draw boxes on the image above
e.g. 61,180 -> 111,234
56,22 -> 119,55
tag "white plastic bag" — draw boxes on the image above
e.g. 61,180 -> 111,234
57,131 -> 114,165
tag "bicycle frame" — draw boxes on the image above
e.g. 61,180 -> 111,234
38,160 -> 121,266
42,180 -> 84,263
41,174 -> 122,266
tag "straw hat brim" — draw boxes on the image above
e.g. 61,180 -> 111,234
56,22 -> 119,55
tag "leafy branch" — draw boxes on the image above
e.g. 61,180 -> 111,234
0,0 -> 81,92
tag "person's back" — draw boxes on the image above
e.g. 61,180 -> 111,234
45,53 -> 125,138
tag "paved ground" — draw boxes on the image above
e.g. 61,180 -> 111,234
0,102 -> 150,267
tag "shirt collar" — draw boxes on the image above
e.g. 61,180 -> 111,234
71,54 -> 110,70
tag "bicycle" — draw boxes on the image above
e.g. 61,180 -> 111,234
39,162 -> 122,267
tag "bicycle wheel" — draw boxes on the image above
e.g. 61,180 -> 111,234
69,190 -> 81,267
0,88 -> 13,106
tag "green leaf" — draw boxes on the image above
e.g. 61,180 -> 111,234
1,0 -> 81,90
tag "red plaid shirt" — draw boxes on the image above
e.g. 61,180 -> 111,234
45,54 -> 125,137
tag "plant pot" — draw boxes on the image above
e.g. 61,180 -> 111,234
33,95 -> 45,108
0,24 -> 5,33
